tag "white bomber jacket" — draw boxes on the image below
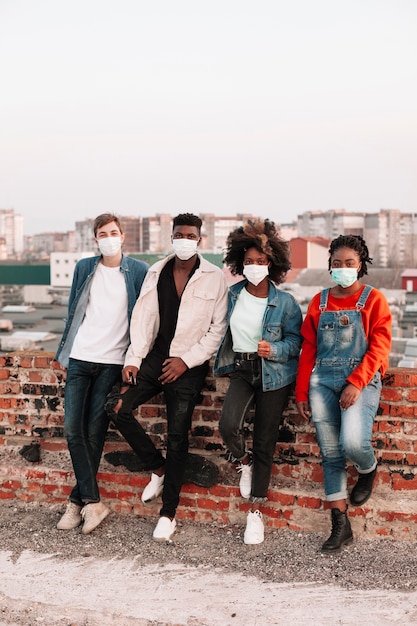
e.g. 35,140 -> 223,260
124,253 -> 228,371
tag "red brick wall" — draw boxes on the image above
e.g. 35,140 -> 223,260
1,352 -> 416,539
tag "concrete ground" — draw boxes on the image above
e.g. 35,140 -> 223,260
1,549 -> 417,625
1,502 -> 417,625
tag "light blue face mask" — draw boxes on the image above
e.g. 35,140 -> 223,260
331,268 -> 358,288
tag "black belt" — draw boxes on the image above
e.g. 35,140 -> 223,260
234,352 -> 259,361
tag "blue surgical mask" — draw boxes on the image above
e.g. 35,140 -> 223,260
331,268 -> 358,288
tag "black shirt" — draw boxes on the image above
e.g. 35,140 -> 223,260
145,257 -> 204,375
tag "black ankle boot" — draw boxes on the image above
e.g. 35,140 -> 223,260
321,508 -> 353,554
350,467 -> 377,506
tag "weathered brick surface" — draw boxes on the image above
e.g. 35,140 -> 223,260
0,352 -> 417,539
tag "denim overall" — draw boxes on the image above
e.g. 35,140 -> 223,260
309,285 -> 381,501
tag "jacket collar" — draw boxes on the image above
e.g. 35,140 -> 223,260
230,279 -> 279,305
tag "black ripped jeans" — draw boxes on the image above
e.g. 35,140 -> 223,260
111,358 -> 208,519
219,357 -> 291,500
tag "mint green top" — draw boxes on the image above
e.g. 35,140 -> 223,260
230,286 -> 267,352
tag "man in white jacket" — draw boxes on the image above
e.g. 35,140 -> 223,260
107,213 -> 228,541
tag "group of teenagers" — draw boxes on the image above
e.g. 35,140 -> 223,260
55,212 -> 392,553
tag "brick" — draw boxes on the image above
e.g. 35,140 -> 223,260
33,355 -> 54,369
297,496 -> 322,509
404,422 -> 417,436
0,491 -> 16,499
140,406 -> 161,417
376,403 -> 390,416
0,369 -> 10,381
389,405 -> 416,418
117,490 -> 137,501
392,473 -> 417,490
267,491 -> 296,506
197,498 -> 219,511
380,388 -> 403,402
0,480 -> 22,490
41,484 -> 59,494
97,471 -> 130,485
28,372 -> 43,383
377,420 -> 403,433
385,369 -> 417,387
405,388 -> 417,402
270,519 -> 288,529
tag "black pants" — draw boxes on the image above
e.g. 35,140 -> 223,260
111,358 -> 208,519
219,358 -> 291,499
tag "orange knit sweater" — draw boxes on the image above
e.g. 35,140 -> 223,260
295,284 -> 392,403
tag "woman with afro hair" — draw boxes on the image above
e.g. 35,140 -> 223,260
214,219 -> 303,544
296,235 -> 392,554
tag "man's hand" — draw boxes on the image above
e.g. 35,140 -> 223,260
122,365 -> 139,385
159,357 -> 188,384
296,401 -> 311,421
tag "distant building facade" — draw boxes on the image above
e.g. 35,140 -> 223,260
289,237 -> 330,269
10,207 -> 417,268
297,209 -> 365,240
0,209 -> 24,259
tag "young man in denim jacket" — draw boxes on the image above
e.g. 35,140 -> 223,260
55,213 -> 148,534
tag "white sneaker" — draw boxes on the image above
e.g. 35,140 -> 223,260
57,502 -> 82,530
81,501 -> 110,535
152,516 -> 177,542
141,472 -> 165,503
244,510 -> 264,545
237,463 -> 253,499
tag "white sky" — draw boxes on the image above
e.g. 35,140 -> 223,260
1,0 -> 416,235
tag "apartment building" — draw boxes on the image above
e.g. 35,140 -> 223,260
0,209 -> 24,259
297,209 -> 365,240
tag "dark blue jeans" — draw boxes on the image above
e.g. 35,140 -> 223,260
219,358 -> 291,500
110,358 -> 208,519
64,358 -> 122,505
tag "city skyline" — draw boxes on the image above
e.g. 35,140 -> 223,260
1,1 -> 416,235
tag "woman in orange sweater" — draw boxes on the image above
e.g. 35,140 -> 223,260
296,235 -> 392,553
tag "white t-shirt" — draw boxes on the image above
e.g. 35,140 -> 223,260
70,263 -> 129,365
230,287 -> 267,353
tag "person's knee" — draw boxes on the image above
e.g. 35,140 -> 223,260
219,416 -> 235,443
104,384 -> 129,417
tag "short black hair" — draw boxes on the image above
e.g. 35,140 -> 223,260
328,234 -> 372,278
223,219 -> 291,284
172,213 -> 202,234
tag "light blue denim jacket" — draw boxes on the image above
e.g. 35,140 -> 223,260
213,279 -> 303,391
56,254 -> 148,367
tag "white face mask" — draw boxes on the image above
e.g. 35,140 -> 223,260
172,239 -> 198,260
331,268 -> 358,288
243,264 -> 269,286
98,236 -> 122,257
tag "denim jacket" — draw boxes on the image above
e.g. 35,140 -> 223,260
56,254 -> 148,367
213,279 -> 303,391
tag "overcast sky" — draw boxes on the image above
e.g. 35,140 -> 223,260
1,0 -> 416,235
